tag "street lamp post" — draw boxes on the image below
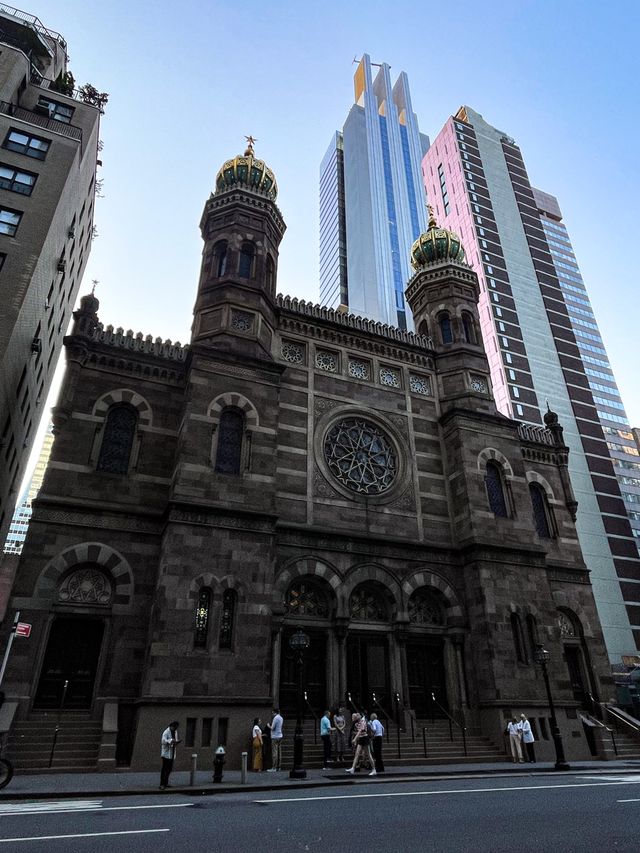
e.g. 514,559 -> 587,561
289,628 -> 310,780
534,643 -> 570,771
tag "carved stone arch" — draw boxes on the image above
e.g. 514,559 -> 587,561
92,388 -> 153,427
36,542 -> 134,614
207,392 -> 259,427
525,470 -> 556,502
342,563 -> 401,619
274,556 -> 341,611
477,447 -> 514,479
402,570 -> 464,622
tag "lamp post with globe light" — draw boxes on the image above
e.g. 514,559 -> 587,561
288,628 -> 310,779
534,643 -> 570,770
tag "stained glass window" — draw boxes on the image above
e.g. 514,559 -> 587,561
485,462 -> 508,517
530,483 -> 551,538
194,587 -> 211,648
215,408 -> 244,475
324,418 -> 397,495
285,580 -> 328,617
558,611 -> 576,638
408,589 -> 444,625
96,404 -> 137,475
349,584 -> 389,621
219,589 -> 237,649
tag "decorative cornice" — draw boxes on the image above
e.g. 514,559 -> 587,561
89,324 -> 189,362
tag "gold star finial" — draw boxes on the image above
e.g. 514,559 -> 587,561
244,135 -> 257,156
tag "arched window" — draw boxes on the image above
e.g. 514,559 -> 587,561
285,579 -> 329,618
529,483 -> 551,538
266,255 -> 275,290
526,614 -> 538,654
194,587 -> 212,648
96,404 -> 137,474
238,242 -> 255,278
214,407 -> 245,474
511,613 -> 527,663
417,320 -> 430,338
462,312 -> 476,344
213,241 -> 227,277
408,588 -> 444,625
438,312 -> 453,344
219,589 -> 237,649
349,582 -> 390,622
485,461 -> 508,517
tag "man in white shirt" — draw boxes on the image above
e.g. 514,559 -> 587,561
369,712 -> 385,774
267,708 -> 284,771
159,720 -> 180,789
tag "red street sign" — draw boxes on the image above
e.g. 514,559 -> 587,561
15,623 -> 31,638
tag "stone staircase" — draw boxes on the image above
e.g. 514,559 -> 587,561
7,712 -> 102,771
278,718 -> 506,769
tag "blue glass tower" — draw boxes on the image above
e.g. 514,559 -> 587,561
319,55 -> 429,330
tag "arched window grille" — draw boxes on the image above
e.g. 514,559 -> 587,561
408,588 -> 444,625
349,583 -> 390,622
213,241 -> 227,277
439,312 -> 453,344
238,243 -> 255,278
529,483 -> 551,538
266,255 -> 275,290
462,312 -> 476,344
214,408 -> 244,475
219,589 -> 237,649
96,404 -> 137,474
511,613 -> 527,663
285,579 -> 328,618
194,587 -> 212,648
485,461 -> 508,517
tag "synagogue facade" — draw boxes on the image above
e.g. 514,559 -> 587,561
0,144 -> 613,769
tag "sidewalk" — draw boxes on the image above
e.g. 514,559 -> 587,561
3,759 -> 640,801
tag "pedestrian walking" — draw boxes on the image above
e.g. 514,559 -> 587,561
267,708 -> 283,772
252,718 -> 263,771
520,713 -> 536,762
507,716 -> 524,763
320,709 -> 333,769
369,712 -> 385,773
333,707 -> 346,763
345,713 -> 375,776
159,720 -> 180,790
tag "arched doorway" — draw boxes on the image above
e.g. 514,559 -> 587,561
558,608 -> 596,708
34,617 -> 105,709
346,581 -> 393,710
406,587 -> 448,717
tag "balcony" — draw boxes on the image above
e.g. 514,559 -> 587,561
0,99 -> 81,142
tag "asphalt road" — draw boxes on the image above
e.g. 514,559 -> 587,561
2,773 -> 640,851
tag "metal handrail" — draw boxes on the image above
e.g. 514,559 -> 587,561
422,726 -> 428,758
370,693 -> 392,744
580,709 -> 618,756
345,691 -> 363,717
303,691 -> 319,745
431,692 -> 467,756
602,704 -> 640,746
0,100 -> 82,142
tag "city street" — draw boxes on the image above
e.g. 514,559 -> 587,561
2,773 -> 640,851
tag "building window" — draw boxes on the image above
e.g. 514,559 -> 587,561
285,579 -> 328,618
511,613 -> 527,663
213,240 -> 227,277
36,96 -> 75,124
349,582 -> 389,622
439,312 -> 453,344
219,589 -> 237,649
0,207 -> 22,236
194,587 -> 212,648
526,614 -> 539,652
0,252 -> 6,270
96,404 -> 138,474
0,164 -> 37,196
408,588 -> 444,625
3,129 -> 50,160
529,483 -> 552,538
266,255 -> 275,290
462,312 -> 476,344
485,461 -> 508,517
214,407 -> 244,475
238,242 -> 255,278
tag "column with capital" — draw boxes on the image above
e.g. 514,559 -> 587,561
334,618 -> 349,703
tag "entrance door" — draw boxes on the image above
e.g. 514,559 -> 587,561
564,645 -> 589,707
406,640 -> 448,717
279,629 -> 327,716
34,618 -> 104,709
346,634 -> 389,711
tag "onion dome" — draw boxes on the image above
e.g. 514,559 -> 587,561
411,208 -> 465,270
215,136 -> 278,201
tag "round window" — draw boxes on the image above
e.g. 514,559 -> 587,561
323,417 -> 397,495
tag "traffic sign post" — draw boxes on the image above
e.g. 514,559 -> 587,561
0,612 -> 23,689
15,623 -> 31,638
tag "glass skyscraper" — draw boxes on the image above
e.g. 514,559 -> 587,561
319,55 -> 429,330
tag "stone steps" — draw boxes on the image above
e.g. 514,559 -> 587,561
7,715 -> 102,770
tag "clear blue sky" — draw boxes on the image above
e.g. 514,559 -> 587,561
35,0 -> 640,426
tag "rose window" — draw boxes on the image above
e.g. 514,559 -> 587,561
285,580 -> 328,617
410,375 -> 431,396
281,341 -> 304,364
58,567 -> 112,605
379,367 -> 400,388
409,589 -> 444,625
315,351 -> 338,372
349,360 -> 370,380
349,585 -> 388,621
324,417 -> 397,495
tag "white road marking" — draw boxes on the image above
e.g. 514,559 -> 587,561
581,775 -> 640,782
255,779 -> 640,804
0,800 -> 102,814
0,828 -> 169,843
0,802 -> 193,817
618,799 -> 640,803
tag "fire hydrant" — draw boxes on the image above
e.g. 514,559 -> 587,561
213,745 -> 226,782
